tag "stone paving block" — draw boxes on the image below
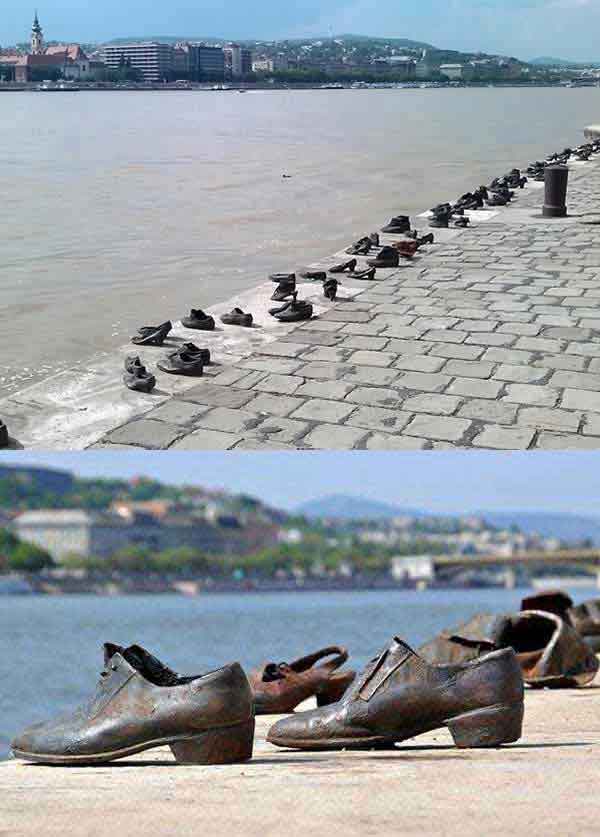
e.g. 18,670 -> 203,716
302,423 -> 368,450
403,414 -> 472,442
442,360 -> 495,379
382,325 -> 424,340
255,341 -> 310,358
550,370 -> 600,391
253,374 -> 304,395
401,393 -> 461,416
296,361 -> 349,380
465,333 -> 516,348
290,398 -> 356,424
229,371 -> 270,390
503,384 -> 559,408
429,343 -> 485,361
516,406 -> 582,432
397,371 -> 452,393
181,383 -> 258,409
348,350 -> 397,368
194,406 -> 264,434
456,399 -> 518,425
566,341 -> 600,357
535,432 -> 600,450
472,425 -> 535,450
448,377 -> 504,400
208,367 -> 255,387
494,364 -> 549,384
543,327 -> 592,341
515,336 -> 565,353
482,348 -> 535,365
394,355 -> 446,373
320,310 -> 373,323
294,380 -> 355,400
143,400 -> 210,426
301,346 -> 350,363
496,323 -> 541,336
297,320 -> 345,332
340,336 -> 389,351
423,330 -> 468,344
561,388 -> 600,413
233,439 -> 297,450
170,429 -> 242,450
105,420 -> 184,450
345,405 -> 412,434
279,331 -> 344,347
533,354 -> 587,372
344,365 -> 403,387
250,392 -> 305,417
344,386 -> 404,409
365,432 -> 428,450
582,415 -> 600,436
386,339 -> 433,355
456,320 -> 498,332
239,357 -> 303,375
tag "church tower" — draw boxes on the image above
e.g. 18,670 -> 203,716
31,11 -> 44,55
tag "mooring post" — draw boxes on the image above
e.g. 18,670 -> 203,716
542,164 -> 569,218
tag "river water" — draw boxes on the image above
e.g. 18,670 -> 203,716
1,586 -> 596,758
1,87 -> 600,395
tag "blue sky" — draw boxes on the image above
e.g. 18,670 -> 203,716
3,2 -> 600,61
1,451 -> 600,514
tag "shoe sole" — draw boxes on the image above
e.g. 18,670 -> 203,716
268,702 -> 523,751
12,719 -> 255,766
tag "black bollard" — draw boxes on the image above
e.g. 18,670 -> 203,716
542,164 -> 569,218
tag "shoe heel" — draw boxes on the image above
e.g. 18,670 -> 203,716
170,719 -> 255,765
447,703 -> 523,749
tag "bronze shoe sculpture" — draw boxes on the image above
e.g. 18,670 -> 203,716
267,637 -> 524,750
250,646 -> 355,715
11,643 -> 255,765
419,609 -> 598,688
522,588 -> 600,653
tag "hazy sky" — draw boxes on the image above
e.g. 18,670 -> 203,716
1,451 -> 600,515
3,2 -> 600,61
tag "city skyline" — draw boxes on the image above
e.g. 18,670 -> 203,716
2,451 -> 600,515
2,3 -> 600,63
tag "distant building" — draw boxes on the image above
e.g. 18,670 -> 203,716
252,55 -> 288,73
175,43 -> 225,80
224,43 -> 253,77
372,56 -> 416,79
390,555 -> 435,583
102,42 -> 174,81
439,63 -> 469,81
1,14 -> 91,82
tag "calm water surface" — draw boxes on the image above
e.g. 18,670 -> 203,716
2,87 -> 600,393
0,586 -> 595,758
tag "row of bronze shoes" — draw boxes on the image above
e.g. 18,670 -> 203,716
11,588 -> 598,766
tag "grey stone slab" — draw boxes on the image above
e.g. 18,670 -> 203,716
104,420 -> 184,450
550,371 -> 600,391
209,367 -> 255,387
297,320 -> 345,332
403,414 -> 472,442
472,425 -> 535,450
344,386 -> 404,409
515,336 -> 565,353
302,346 -> 351,363
397,371 -> 452,393
343,366 -> 402,387
294,380 -> 356,400
423,330 -> 468,344
144,400 -> 210,426
290,398 -> 356,423
429,344 -> 485,361
194,407 -> 264,434
170,429 -> 242,450
180,383 -> 257,409
503,384 -> 559,408
365,433 -> 428,450
535,432 -> 600,450
582,415 -> 600,436
401,393 -> 461,416
250,392 -> 305,417
457,399 -> 518,425
320,310 -> 373,323
496,323 -> 541,336
256,341 -> 310,358
340,322 -> 387,336
296,362 -> 350,380
386,339 -> 433,355
302,423 -> 368,450
447,377 -> 503,400
465,333 -> 516,348
494,364 -> 550,384
229,371 -> 270,390
482,348 -> 535,365
245,416 -> 311,444
233,439 -> 297,450
279,331 -> 344,347
345,405 -> 412,434
253,374 -> 304,395
239,357 -> 303,375
394,355 -> 446,373
561,388 -> 600,413
566,341 -> 600,357
341,336 -> 389,351
347,350 -> 398,368
442,360 -> 495,379
516,406 -> 582,432
533,354 -> 587,372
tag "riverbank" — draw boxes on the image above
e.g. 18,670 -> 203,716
3,133 -> 600,450
3,680 -> 600,837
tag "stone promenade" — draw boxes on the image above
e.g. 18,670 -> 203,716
3,684 -> 600,837
99,160 -> 600,450
4,156 -> 600,450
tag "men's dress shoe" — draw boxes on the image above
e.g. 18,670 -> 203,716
267,637 -> 524,750
381,216 -> 410,234
329,258 -> 357,274
221,308 -> 253,327
300,270 -> 327,281
419,609 -> 598,688
0,420 -> 8,448
570,599 -> 600,653
367,246 -> 399,268
181,309 -> 216,331
250,646 -> 356,715
11,644 -> 255,765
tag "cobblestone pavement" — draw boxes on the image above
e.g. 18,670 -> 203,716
92,163 -> 600,450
